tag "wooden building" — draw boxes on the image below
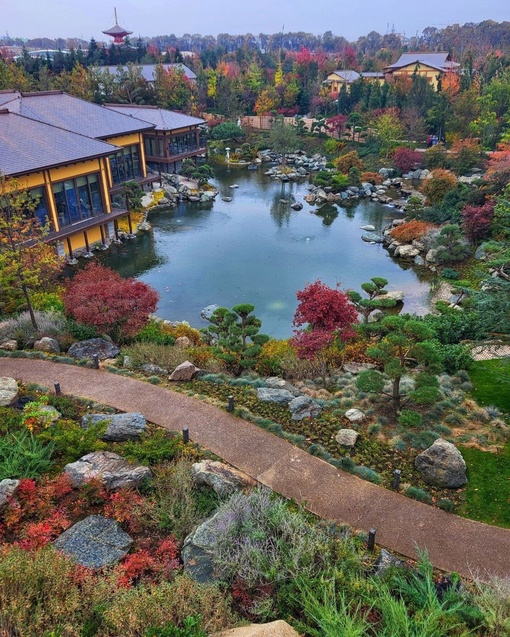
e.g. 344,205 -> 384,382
384,52 -> 460,91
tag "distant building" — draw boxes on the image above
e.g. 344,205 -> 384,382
324,69 -> 385,95
102,8 -> 132,45
98,63 -> 197,84
384,52 -> 460,90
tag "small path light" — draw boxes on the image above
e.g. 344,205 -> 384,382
393,469 -> 402,491
54,382 -> 61,396
182,427 -> 189,444
367,528 -> 376,552
227,395 -> 235,412
92,354 -> 99,369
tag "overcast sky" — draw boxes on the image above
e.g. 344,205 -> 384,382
3,0 -> 509,43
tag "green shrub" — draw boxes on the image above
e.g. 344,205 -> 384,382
437,498 -> 455,512
405,486 -> 433,504
0,430 -> 55,479
120,429 -> 182,465
136,320 -> 176,345
145,616 -> 207,637
0,406 -> 23,435
65,318 -> 99,341
37,419 -> 108,465
398,410 -> 423,428
352,466 -> 382,484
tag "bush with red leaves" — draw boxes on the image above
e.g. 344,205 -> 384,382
63,263 -> 159,342
392,147 -> 423,174
290,280 -> 358,359
462,201 -> 495,242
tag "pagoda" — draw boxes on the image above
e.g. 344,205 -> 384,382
102,8 -> 132,44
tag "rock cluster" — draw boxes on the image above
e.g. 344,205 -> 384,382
414,439 -> 467,488
64,451 -> 152,490
257,378 -> 322,420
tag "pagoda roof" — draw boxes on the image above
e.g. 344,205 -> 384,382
102,24 -> 132,36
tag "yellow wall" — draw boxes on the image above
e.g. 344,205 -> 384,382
105,132 -> 147,178
391,63 -> 443,90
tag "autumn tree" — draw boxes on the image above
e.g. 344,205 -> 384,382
392,147 -> 423,174
462,201 -> 495,242
370,108 -> 404,157
326,114 -> 348,139
255,88 -> 279,126
154,65 -> 195,111
63,263 -> 159,342
291,280 -> 358,359
347,277 -> 397,324
268,117 -> 300,166
0,174 -> 63,328
420,169 -> 458,206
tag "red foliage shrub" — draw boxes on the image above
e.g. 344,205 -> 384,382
390,220 -> 437,242
104,489 -> 153,534
291,280 -> 358,359
17,511 -> 71,551
326,114 -> 348,138
116,536 -> 180,588
462,201 -> 495,242
485,144 -> 510,191
63,263 -> 159,341
392,147 -> 423,173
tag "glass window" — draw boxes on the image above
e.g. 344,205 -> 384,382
29,187 -> 51,227
52,173 -> 103,228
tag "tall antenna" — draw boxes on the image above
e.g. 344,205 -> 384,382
114,7 -> 118,25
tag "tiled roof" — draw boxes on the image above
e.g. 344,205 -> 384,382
330,70 -> 360,82
0,110 -> 119,177
104,104 -> 205,131
1,91 -> 154,140
99,63 -> 197,82
385,52 -> 458,72
360,71 -> 385,78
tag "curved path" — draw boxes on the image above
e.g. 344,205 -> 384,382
2,358 -> 509,579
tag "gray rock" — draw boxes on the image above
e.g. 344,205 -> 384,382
361,233 -> 383,243
373,549 -> 405,576
345,408 -> 365,423
368,309 -> 385,323
37,405 -> 61,424
0,479 -> 20,508
33,336 -> 60,354
201,304 -> 220,320
394,245 -> 420,259
474,242 -> 490,260
425,249 -> 438,263
257,387 -> 295,405
182,510 -> 222,583
175,336 -> 192,348
64,451 -> 152,490
265,377 -> 301,396
122,355 -> 133,369
378,290 -> 405,302
414,439 -> 467,488
360,224 -> 375,231
68,338 -> 120,361
343,362 -> 376,374
81,413 -> 147,441
414,255 -> 425,266
291,202 -> 303,210
0,377 -> 18,406
169,360 -> 200,381
54,515 -> 133,568
336,429 -> 360,447
289,395 -> 322,420
140,363 -> 168,376
0,339 -> 18,351
191,460 -> 256,497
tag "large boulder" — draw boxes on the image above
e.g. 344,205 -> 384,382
81,413 -> 147,442
201,304 -> 220,320
64,451 -> 152,490
361,232 -> 383,243
414,439 -> 467,488
257,387 -> 295,405
336,429 -> 360,447
191,460 -> 256,497
68,338 -> 120,361
343,362 -> 376,374
211,621 -> 301,637
345,408 -> 365,423
169,360 -> 200,381
289,395 -> 322,420
377,290 -> 405,302
0,339 -> 18,351
182,510 -> 222,583
394,245 -> 420,259
33,337 -> 60,354
0,479 -> 19,509
265,377 -> 301,396
54,515 -> 133,568
0,377 -> 18,406
174,336 -> 192,348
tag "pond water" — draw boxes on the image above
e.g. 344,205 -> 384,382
97,165 -> 435,339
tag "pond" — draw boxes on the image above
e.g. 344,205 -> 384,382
97,164 -> 435,339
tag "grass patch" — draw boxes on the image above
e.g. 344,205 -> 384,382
458,442 -> 510,527
469,359 -> 510,413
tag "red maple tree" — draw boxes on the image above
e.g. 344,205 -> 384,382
291,280 -> 358,359
63,263 -> 159,342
